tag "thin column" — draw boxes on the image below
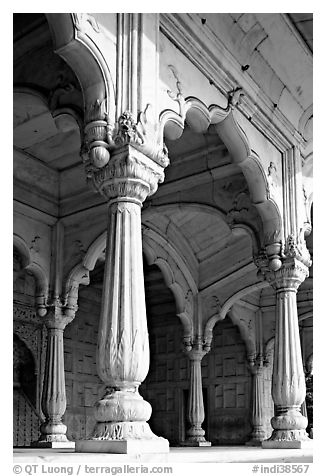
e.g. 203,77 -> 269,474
35,311 -> 74,448
182,340 -> 211,446
262,258 -> 311,448
246,357 -> 265,446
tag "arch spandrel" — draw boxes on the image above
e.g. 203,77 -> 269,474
45,13 -> 115,121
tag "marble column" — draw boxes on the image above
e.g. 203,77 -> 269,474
262,258 -> 311,448
182,339 -> 211,446
246,357 -> 265,446
35,309 -> 74,448
76,145 -> 169,454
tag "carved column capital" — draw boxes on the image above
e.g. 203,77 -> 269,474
43,310 -> 73,331
256,231 -> 311,278
263,258 -> 309,292
247,354 -> 265,376
89,145 -> 165,205
81,102 -> 170,189
183,336 -> 210,361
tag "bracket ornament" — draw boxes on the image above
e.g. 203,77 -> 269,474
72,13 -> 100,33
82,100 -> 170,183
227,87 -> 244,109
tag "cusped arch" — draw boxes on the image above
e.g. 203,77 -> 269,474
13,234 -> 49,315
204,281 -> 269,347
143,201 -> 260,271
159,95 -> 282,244
45,13 -> 115,121
142,226 -> 196,339
64,225 -> 196,338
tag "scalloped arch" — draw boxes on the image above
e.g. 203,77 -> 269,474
159,96 -> 282,242
203,281 -> 269,345
67,225 -> 196,337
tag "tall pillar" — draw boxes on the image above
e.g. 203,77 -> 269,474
261,257 -> 312,448
34,308 -> 75,448
76,143 -> 169,454
246,356 -> 265,446
182,338 -> 211,446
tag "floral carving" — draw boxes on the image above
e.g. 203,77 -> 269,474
227,87 -> 244,109
267,161 -> 277,189
114,111 -> 144,147
226,191 -> 259,228
167,65 -> 187,121
30,235 -> 41,253
72,13 -> 100,33
281,233 -> 311,267
82,100 -> 169,176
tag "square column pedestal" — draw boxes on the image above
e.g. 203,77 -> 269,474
75,438 -> 169,454
262,439 -> 313,449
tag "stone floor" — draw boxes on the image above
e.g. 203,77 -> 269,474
13,446 -> 313,464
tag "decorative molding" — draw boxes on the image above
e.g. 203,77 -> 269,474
160,13 -> 305,152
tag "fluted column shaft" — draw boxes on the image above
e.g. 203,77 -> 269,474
37,312 -> 74,446
263,258 -> 310,447
246,360 -> 265,446
183,343 -> 211,446
87,145 -> 167,443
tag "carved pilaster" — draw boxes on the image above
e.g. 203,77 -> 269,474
76,144 -> 169,454
182,337 -> 211,446
259,257 -> 312,449
34,306 -> 75,448
246,356 -> 265,446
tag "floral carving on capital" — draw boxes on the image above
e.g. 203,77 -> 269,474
82,100 -> 170,183
182,336 -> 211,359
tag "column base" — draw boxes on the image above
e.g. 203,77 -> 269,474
181,440 -> 211,447
75,438 -> 169,454
262,429 -> 312,449
262,439 -> 313,449
32,441 -> 75,449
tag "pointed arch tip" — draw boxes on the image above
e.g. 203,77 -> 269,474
204,281 -> 269,339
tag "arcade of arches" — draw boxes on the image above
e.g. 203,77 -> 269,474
13,13 -> 313,454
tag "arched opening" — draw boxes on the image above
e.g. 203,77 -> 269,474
141,258 -> 189,445
13,246 -> 43,446
202,315 -> 251,445
13,334 -> 39,447
63,260 -> 103,441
